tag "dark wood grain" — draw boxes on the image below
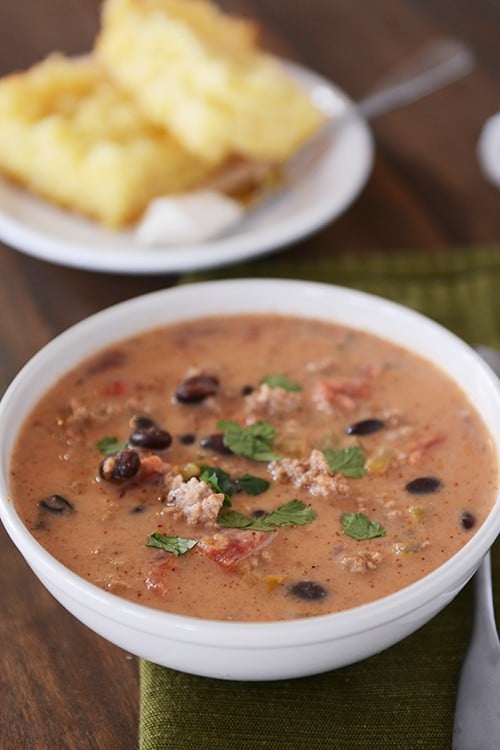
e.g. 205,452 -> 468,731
0,1 -> 499,748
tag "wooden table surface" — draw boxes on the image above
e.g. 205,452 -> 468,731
1,1 -> 499,747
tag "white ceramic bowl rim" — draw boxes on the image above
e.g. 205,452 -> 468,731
0,279 -> 499,651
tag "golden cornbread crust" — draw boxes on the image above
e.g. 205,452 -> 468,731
97,0 -> 323,165
0,54 -> 213,227
0,1 -> 323,228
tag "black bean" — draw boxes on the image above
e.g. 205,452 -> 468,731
405,476 -> 442,495
130,427 -> 172,450
130,415 -> 156,431
39,494 -> 74,515
100,449 -> 141,481
460,511 -> 476,530
179,433 -> 196,445
128,415 -> 172,450
251,509 -> 267,518
288,580 -> 327,601
200,433 -> 233,455
345,418 -> 385,436
130,504 -> 146,514
175,373 -> 219,403
241,385 -> 255,396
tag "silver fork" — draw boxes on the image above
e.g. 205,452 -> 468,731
452,345 -> 500,750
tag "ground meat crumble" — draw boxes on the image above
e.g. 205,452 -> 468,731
338,550 -> 383,573
244,383 -> 303,416
161,475 -> 225,526
269,449 -> 350,498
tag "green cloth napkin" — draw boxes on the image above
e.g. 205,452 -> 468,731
140,246 -> 500,750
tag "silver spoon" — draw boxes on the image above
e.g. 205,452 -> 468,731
452,345 -> 500,750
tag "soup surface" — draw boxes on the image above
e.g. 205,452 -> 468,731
10,314 -> 498,621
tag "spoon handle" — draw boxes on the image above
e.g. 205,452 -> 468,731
452,553 -> 500,749
286,38 -> 474,182
471,551 -> 498,645
354,38 -> 475,121
452,345 -> 500,749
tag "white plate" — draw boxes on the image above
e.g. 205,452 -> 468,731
0,61 -> 373,275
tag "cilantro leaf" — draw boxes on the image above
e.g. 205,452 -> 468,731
146,532 -> 198,556
216,420 -> 281,462
341,512 -> 386,541
235,473 -> 270,496
260,375 -> 302,392
218,499 -> 316,531
96,436 -> 128,455
263,499 -> 316,527
199,466 -> 270,505
324,446 -> 366,478
216,509 -> 264,530
199,465 -> 235,497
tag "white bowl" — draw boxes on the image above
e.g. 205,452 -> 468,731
477,112 -> 500,189
0,279 -> 499,681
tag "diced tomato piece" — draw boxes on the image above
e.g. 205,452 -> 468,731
408,432 -> 446,465
102,380 -> 129,396
118,455 -> 170,497
139,454 -> 169,480
145,558 -> 174,595
198,529 -> 276,569
313,375 -> 371,413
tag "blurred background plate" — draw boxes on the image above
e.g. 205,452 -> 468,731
0,61 -> 373,275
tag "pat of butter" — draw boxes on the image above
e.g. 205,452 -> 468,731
135,189 -> 244,245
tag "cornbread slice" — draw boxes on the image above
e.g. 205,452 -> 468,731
97,0 -> 323,165
0,54 -> 213,227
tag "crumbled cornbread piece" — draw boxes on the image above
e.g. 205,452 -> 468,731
0,54 -> 213,227
97,0 -> 323,165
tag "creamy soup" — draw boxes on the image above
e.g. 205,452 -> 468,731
10,315 -> 498,621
